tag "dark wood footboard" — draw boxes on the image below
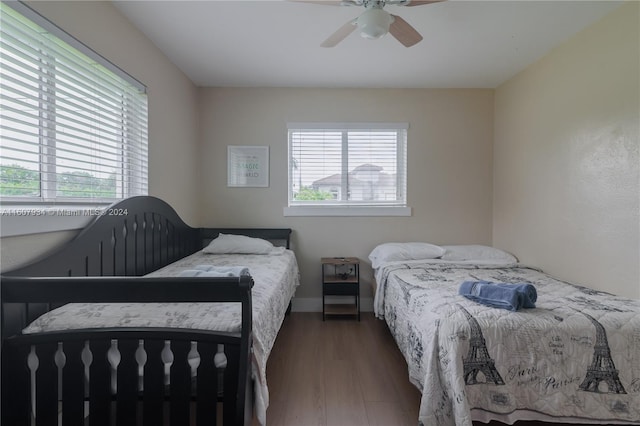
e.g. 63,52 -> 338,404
1,276 -> 254,426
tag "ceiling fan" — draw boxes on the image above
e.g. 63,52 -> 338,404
296,0 -> 443,48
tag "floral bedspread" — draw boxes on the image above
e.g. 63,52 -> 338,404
23,249 -> 300,425
375,261 -> 640,426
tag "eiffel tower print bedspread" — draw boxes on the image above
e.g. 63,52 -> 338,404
373,261 -> 640,426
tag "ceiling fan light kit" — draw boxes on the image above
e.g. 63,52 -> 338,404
357,8 -> 394,39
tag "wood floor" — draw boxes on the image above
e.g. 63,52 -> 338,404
254,312 -> 621,426
256,312 -> 421,426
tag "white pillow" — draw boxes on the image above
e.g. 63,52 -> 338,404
440,245 -> 518,264
369,242 -> 445,269
202,233 -> 274,254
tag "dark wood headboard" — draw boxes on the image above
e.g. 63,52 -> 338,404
4,196 -> 292,278
4,196 -> 200,278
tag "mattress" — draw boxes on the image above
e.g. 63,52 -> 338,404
374,260 -> 640,426
22,249 -> 300,425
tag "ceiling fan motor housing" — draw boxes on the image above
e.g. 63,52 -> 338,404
357,8 -> 394,39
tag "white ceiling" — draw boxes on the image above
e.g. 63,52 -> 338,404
112,0 -> 622,89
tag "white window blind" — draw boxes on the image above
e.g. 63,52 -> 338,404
288,122 -> 407,207
0,2 -> 148,204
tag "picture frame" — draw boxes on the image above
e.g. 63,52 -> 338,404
227,145 -> 269,187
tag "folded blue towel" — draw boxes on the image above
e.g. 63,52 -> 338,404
459,280 -> 537,311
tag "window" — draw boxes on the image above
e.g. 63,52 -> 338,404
0,2 -> 148,205
287,122 -> 408,214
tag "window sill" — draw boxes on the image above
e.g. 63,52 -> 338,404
283,206 -> 412,217
0,206 -> 105,237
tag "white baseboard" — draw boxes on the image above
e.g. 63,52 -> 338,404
291,297 -> 373,312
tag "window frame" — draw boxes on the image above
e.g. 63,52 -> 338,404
0,2 -> 148,236
285,122 -> 411,217
0,1 -> 148,207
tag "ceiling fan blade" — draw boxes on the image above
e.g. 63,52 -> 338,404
389,14 -> 423,47
400,0 -> 443,6
321,19 -> 357,47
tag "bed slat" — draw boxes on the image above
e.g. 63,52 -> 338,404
152,214 -> 161,271
144,213 -> 153,274
116,339 -> 139,424
223,344 -> 241,426
170,340 -> 192,424
103,231 -> 116,277
196,342 -> 218,426
35,342 -> 58,426
131,215 -> 141,276
62,340 -> 86,426
89,340 -> 111,426
143,339 -> 165,426
123,220 -> 135,276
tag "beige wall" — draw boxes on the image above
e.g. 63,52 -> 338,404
3,1 -> 637,305
1,1 -> 200,271
199,88 -> 495,306
493,3 -> 640,298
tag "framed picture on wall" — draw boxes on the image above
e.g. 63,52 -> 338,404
227,145 -> 269,187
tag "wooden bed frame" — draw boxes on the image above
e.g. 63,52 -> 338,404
1,195 -> 293,426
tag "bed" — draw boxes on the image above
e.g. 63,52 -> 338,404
1,195 -> 300,426
369,242 -> 640,426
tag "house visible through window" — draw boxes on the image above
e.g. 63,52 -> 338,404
0,2 -> 148,205
288,123 -> 407,208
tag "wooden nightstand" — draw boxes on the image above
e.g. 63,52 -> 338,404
321,257 -> 360,321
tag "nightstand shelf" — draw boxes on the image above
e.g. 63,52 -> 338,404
321,257 -> 360,321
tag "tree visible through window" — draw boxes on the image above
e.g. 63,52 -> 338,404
0,2 -> 148,204
288,123 -> 407,207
